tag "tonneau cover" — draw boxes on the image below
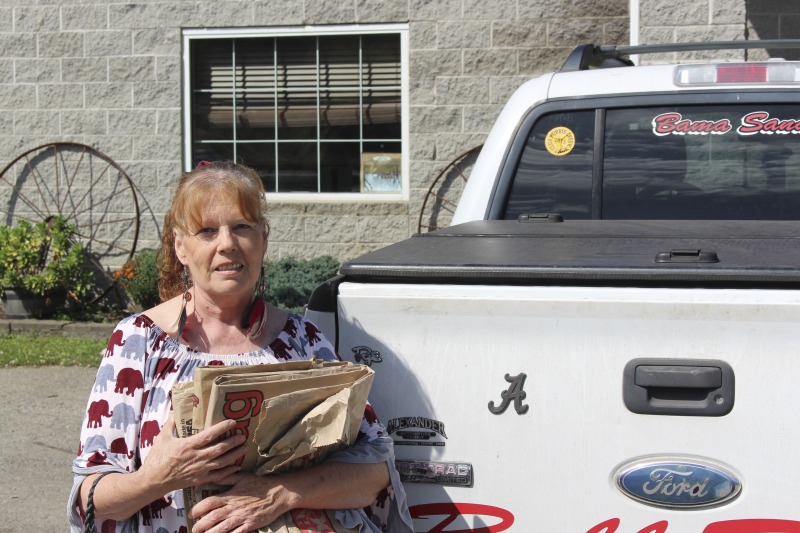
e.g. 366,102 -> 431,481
340,220 -> 800,284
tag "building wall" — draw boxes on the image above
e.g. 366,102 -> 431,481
0,0 -> 628,266
638,0 -> 800,61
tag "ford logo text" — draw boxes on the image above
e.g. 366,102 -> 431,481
615,457 -> 741,509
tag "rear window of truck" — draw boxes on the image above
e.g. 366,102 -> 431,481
504,104 -> 800,220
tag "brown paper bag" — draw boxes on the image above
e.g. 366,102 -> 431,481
173,360 -> 372,533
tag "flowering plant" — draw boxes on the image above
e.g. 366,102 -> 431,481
114,250 -> 160,308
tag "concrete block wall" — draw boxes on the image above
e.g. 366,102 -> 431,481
0,0 -> 628,266
638,0 -> 800,61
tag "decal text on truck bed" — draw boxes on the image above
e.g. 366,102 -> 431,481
396,460 -> 473,487
387,416 -> 447,446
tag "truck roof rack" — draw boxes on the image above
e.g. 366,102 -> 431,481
560,39 -> 800,72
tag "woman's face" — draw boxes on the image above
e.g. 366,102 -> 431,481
174,196 -> 268,305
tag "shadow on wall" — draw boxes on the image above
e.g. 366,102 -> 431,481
747,0 -> 800,59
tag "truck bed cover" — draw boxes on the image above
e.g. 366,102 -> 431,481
340,220 -> 800,285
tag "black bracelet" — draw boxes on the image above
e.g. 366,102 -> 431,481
84,471 -> 114,533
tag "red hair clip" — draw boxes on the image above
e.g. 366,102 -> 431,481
196,160 -> 213,168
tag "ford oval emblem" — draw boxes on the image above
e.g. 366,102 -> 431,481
614,457 -> 741,509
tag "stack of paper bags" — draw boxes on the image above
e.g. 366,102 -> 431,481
172,359 -> 375,533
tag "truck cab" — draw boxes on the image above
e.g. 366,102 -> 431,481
454,41 -> 800,225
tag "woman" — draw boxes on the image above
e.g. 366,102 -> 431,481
69,161 -> 413,532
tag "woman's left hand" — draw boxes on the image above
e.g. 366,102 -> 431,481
190,472 -> 291,533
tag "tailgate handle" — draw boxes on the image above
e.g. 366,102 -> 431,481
635,365 -> 721,389
623,358 -> 734,417
655,249 -> 720,263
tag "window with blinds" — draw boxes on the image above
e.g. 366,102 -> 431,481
187,30 -> 404,194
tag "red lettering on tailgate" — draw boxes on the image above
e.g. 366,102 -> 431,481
586,518 -> 800,533
704,519 -> 800,533
586,519 -> 668,533
410,503 -> 514,533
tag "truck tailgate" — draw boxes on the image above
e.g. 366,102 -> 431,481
337,283 -> 800,532
329,220 -> 800,532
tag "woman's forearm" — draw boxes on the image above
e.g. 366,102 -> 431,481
279,460 -> 390,510
79,470 -> 171,522
190,460 -> 391,532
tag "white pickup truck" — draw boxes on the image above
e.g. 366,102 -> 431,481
308,41 -> 800,532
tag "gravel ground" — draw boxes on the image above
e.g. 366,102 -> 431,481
0,366 -> 97,532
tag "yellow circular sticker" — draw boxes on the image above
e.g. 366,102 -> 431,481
545,127 -> 576,156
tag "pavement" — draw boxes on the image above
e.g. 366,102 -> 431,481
0,366 -> 97,532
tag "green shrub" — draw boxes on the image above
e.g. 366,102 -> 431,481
115,250 -> 160,309
266,255 -> 340,314
0,217 -> 93,300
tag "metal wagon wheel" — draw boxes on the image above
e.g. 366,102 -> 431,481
0,142 -> 140,303
417,144 -> 482,233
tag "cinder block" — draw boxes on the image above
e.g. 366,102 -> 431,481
0,84 -> 36,110
711,0 -> 746,24
61,110 -> 108,135
63,58 -> 108,83
86,83 -> 133,108
132,82 -> 180,108
199,1 -> 255,27
38,84 -> 84,109
156,109 -> 181,136
462,105 -> 503,134
463,48 -> 517,76
109,3 -> 160,29
38,32 -> 84,58
548,18 -> 606,47
356,0 -> 409,23
518,0 -> 572,19
410,21 -> 437,50
437,20 -> 491,49
0,33 -> 37,58
155,56 -> 181,83
409,105 -> 462,133
435,76 -> 490,105
14,6 -> 60,32
492,21 -> 547,49
410,0 -> 462,21
304,0 -> 356,24
253,0 -> 304,25
62,4 -> 109,30
15,58 -> 61,83
357,215 -> 409,243
14,110 -> 61,135
133,29 -> 180,56
86,30 -> 133,57
109,56 -> 156,83
109,109 -> 157,136
410,49 -> 462,77
463,0 -> 516,20
641,0 -> 709,26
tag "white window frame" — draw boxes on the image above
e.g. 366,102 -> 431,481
182,23 -> 410,203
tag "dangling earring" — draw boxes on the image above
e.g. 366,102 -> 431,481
170,265 -> 191,340
242,263 -> 268,339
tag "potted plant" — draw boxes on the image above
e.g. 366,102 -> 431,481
0,216 -> 94,318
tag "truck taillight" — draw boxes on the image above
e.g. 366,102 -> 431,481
675,62 -> 800,85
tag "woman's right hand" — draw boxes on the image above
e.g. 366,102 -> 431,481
138,413 -> 247,494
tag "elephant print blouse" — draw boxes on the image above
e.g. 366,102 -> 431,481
69,313 -> 413,533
